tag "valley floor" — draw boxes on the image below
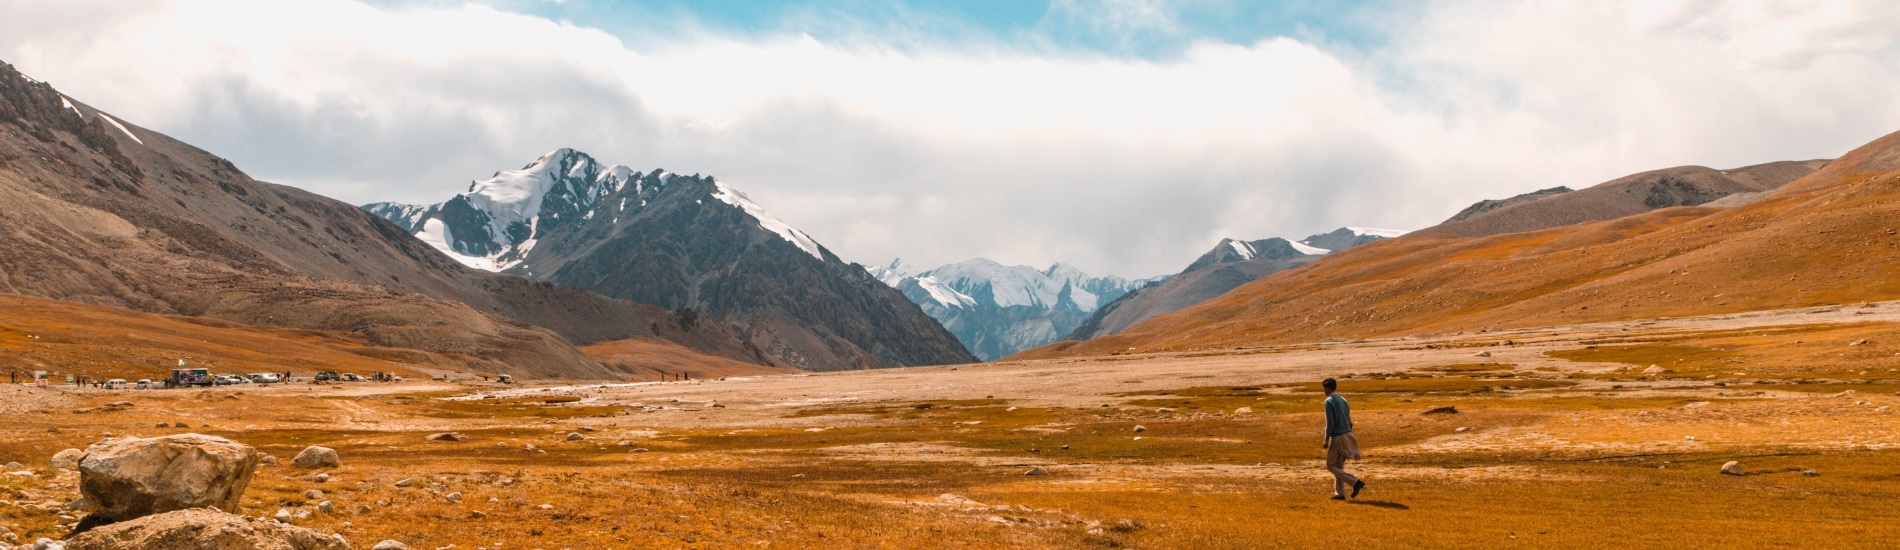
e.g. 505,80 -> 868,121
4,302 -> 1900,548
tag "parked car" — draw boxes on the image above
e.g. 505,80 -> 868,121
104,379 -> 127,389
135,379 -> 154,389
315,371 -> 340,382
214,375 -> 244,386
340,373 -> 363,382
246,373 -> 281,384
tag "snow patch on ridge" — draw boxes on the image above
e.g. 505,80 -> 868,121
1289,241 -> 1330,255
417,218 -> 498,271
95,113 -> 142,144
914,275 -> 977,309
59,96 -> 84,120
712,182 -> 824,260
1352,225 -> 1413,236
1227,239 -> 1256,259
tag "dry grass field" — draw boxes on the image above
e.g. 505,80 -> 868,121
3,303 -> 1898,548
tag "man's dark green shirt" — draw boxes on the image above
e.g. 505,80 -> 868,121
1324,394 -> 1353,437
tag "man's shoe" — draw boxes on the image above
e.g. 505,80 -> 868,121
1329,495 -> 1346,501
1351,480 -> 1366,498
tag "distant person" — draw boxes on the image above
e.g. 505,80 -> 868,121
1321,378 -> 1365,500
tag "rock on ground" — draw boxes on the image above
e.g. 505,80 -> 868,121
51,449 -> 83,471
371,541 -> 409,550
78,434 -> 259,523
1721,461 -> 1745,476
291,447 -> 339,469
64,508 -> 347,550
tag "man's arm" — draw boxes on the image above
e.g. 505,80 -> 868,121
1321,397 -> 1334,448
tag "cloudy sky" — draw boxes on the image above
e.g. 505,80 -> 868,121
3,0 -> 1898,277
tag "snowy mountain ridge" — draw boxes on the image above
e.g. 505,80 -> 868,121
873,258 -> 1163,361
367,148 -> 821,272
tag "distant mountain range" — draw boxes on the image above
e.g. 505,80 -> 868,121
868,259 -> 1161,361
364,149 -> 975,370
1016,149 -> 1864,359
0,61 -> 769,380
1065,227 -> 1402,342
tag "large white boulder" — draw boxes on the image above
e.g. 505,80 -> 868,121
65,508 -> 348,550
77,434 -> 259,523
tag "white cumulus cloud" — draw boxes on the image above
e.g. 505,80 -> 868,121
0,0 -> 1895,277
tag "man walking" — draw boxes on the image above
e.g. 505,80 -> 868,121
1321,378 -> 1365,500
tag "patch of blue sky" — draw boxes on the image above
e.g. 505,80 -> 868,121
381,0 -> 1403,59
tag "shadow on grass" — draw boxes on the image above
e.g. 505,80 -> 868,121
1348,500 -> 1411,510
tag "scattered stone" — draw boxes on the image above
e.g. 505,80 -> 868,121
3,462 -> 21,469
154,423 -> 169,428
50,449 -> 82,471
260,455 -> 278,466
274,509 -> 293,523
79,434 -> 259,524
1232,407 -> 1252,414
1061,445 -> 1070,450
446,492 -> 462,503
1024,467 -> 1048,476
304,490 -> 324,500
1721,461 -> 1744,476
291,446 -> 340,469
566,433 -> 585,441
1474,351 -> 1491,357
1006,406 -> 1019,412
1643,365 -> 1666,376
537,504 -> 553,510
1850,339 -> 1870,346
579,426 -> 595,432
632,448 -> 649,453
1423,406 -> 1459,415
394,479 -> 415,488
358,505 -> 372,514
1803,470 -> 1820,477
315,473 -> 330,483
318,501 -> 334,513
372,541 -> 410,550
426,433 -> 467,442
1455,427 -> 1472,433
1132,425 -> 1147,433
1685,436 -> 1696,441
469,510 -> 486,519
293,509 -> 311,521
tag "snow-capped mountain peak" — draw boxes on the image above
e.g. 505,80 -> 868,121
365,148 -> 836,273
866,258 -> 913,286
883,258 -> 1161,361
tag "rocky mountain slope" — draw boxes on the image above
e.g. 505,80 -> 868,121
367,149 -> 975,370
1418,160 -> 1826,238
1067,228 -> 1399,341
1014,136 -> 1893,359
0,61 -> 769,379
869,259 -> 1155,361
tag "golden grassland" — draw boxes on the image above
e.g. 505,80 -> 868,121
4,317 -> 1900,549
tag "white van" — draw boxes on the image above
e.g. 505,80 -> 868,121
104,379 -> 127,389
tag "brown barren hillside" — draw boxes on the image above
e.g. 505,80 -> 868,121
1418,160 -> 1825,239
1018,130 -> 1900,358
580,337 -> 798,381
0,292 -> 452,381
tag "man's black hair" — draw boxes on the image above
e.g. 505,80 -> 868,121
1322,378 -> 1338,392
